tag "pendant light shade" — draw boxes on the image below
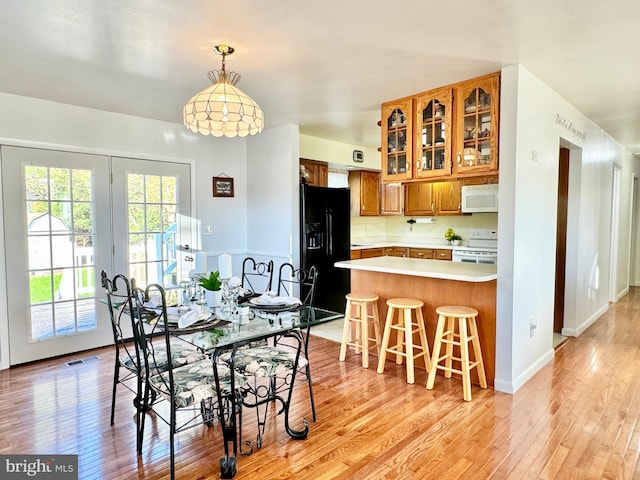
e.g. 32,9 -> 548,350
183,45 -> 264,138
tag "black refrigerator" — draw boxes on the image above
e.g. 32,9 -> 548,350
300,183 -> 350,313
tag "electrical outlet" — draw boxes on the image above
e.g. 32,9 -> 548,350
529,316 -> 537,337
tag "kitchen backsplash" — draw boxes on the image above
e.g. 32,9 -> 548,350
351,213 -> 498,246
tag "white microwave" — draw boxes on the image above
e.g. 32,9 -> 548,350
461,184 -> 499,213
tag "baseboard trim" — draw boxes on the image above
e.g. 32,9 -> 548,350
494,347 -> 555,394
562,303 -> 609,337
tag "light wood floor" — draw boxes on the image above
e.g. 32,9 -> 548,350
3,288 -> 640,479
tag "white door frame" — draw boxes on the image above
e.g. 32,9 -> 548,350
609,164 -> 621,302
2,146 -> 114,365
0,146 -> 195,368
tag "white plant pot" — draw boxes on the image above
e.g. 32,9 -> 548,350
452,240 -> 460,246
205,290 -> 222,308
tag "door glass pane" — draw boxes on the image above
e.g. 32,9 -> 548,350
25,166 -> 98,341
127,172 -> 180,286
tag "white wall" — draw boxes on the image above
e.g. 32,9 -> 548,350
619,154 -> 640,291
0,92 -> 249,369
496,65 -> 633,393
300,134 -> 380,171
246,125 -> 301,275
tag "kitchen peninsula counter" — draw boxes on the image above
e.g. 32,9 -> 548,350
335,257 -> 496,282
336,257 -> 496,386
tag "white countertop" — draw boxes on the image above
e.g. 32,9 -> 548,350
335,256 -> 497,282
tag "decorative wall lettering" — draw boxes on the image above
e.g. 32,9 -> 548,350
555,114 -> 587,141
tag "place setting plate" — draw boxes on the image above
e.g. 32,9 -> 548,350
248,297 -> 289,309
244,295 -> 298,313
165,311 -> 225,332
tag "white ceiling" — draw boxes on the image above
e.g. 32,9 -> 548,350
1,0 -> 640,154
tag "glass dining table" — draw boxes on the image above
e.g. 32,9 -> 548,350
170,304 -> 342,479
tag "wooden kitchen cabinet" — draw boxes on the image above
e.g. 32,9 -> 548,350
409,248 -> 434,259
408,247 -> 452,260
414,87 -> 453,180
300,158 -> 328,186
380,72 -> 500,184
381,97 -> 413,182
433,249 -> 452,261
405,180 -> 464,216
433,180 -> 463,215
360,248 -> 384,259
453,73 -> 500,177
380,182 -> 403,215
354,246 -> 451,261
404,182 -> 434,216
461,175 -> 499,186
349,170 -> 380,216
383,247 -> 409,257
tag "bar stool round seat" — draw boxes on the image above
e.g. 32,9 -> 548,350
376,297 -> 430,384
339,293 -> 381,368
426,305 -> 487,401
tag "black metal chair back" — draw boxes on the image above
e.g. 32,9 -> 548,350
241,257 -> 274,295
129,283 -> 180,474
100,270 -> 141,426
274,262 -> 319,421
276,263 -> 318,306
129,283 -> 241,480
129,283 -> 173,407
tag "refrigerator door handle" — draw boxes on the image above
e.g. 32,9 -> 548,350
326,208 -> 333,256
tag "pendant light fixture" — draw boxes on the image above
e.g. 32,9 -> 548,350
183,45 -> 264,137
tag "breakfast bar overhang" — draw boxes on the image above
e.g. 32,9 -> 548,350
335,256 -> 497,386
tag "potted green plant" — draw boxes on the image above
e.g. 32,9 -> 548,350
198,271 -> 222,307
444,228 -> 462,246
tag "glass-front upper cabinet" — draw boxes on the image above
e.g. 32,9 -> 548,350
454,73 -> 500,175
381,98 -> 413,182
414,87 -> 453,179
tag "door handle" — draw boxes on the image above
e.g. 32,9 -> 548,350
326,209 -> 333,256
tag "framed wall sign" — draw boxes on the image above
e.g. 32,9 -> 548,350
212,176 -> 234,197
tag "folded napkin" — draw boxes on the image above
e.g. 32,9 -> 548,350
177,303 -> 211,328
177,309 -> 200,329
255,293 -> 302,306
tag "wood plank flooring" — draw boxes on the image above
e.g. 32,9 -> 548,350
3,288 -> 640,478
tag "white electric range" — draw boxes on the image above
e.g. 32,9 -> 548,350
452,228 -> 498,264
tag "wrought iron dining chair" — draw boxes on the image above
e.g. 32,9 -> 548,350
219,263 -> 320,449
276,263 -> 318,307
101,270 -> 143,426
218,328 -> 309,450
275,263 -> 319,420
241,257 -> 274,296
101,270 -> 207,427
132,283 -> 247,480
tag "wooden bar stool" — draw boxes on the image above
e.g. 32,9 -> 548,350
426,305 -> 487,401
339,293 -> 381,368
376,298 -> 430,384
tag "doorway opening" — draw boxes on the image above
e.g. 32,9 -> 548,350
554,146 -> 570,349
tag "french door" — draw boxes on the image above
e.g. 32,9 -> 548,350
2,147 -> 191,365
110,157 -> 192,286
